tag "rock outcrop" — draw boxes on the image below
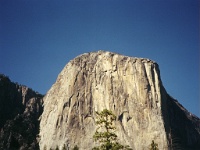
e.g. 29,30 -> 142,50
0,74 -> 43,150
39,51 -> 200,150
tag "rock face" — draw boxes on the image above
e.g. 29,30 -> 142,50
0,74 -> 43,150
165,95 -> 200,149
39,51 -> 200,150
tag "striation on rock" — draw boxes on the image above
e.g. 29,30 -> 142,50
39,50 -> 200,150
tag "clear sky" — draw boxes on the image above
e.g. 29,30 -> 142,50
0,0 -> 199,117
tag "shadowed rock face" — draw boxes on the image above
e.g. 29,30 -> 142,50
39,51 -> 200,150
0,74 -> 43,150
164,95 -> 200,149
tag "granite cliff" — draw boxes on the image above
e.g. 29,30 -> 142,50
39,51 -> 200,150
0,74 -> 43,150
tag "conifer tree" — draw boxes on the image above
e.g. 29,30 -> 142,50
92,109 -> 132,150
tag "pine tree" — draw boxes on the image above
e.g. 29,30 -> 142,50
92,109 -> 132,150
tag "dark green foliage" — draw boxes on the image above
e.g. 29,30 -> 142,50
149,140 -> 159,150
93,109 -> 132,150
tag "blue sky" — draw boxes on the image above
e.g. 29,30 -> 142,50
0,0 -> 199,117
